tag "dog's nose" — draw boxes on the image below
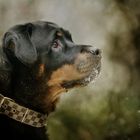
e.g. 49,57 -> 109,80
91,48 -> 101,56
80,45 -> 101,56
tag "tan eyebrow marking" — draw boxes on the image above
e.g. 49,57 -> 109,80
56,31 -> 63,37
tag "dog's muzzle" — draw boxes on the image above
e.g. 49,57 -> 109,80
76,48 -> 101,86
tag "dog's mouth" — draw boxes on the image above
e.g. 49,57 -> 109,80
76,52 -> 101,86
76,61 -> 101,86
62,51 -> 101,88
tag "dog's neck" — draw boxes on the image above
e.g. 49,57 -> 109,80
0,49 -> 67,115
0,70 -> 66,115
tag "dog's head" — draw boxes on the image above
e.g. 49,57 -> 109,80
2,21 -> 101,113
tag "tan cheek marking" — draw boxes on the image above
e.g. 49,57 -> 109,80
38,64 -> 45,76
48,64 -> 87,86
47,85 -> 66,101
41,85 -> 67,113
48,53 -> 93,86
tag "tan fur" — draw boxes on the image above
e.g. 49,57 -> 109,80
48,53 -> 94,86
38,64 -> 45,77
48,64 -> 87,86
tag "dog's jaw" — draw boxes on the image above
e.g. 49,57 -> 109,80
40,52 -> 101,114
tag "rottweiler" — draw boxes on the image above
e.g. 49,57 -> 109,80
0,21 -> 101,140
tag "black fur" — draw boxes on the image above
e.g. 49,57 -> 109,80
0,21 -> 101,140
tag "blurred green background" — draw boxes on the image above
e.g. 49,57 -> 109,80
0,0 -> 140,139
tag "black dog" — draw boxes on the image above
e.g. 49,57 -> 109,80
0,21 -> 101,140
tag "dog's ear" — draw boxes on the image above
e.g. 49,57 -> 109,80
2,23 -> 37,65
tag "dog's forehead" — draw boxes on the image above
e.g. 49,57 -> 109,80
28,21 -> 59,49
32,21 -> 70,36
33,21 -> 59,30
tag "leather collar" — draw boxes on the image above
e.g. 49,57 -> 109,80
0,94 -> 47,127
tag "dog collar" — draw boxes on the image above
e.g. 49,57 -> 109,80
0,94 -> 47,128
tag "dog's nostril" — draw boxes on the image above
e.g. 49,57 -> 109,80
95,49 -> 100,55
80,45 -> 101,55
92,49 -> 101,55
80,48 -> 85,53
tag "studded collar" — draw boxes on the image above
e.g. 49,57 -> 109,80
0,94 -> 47,127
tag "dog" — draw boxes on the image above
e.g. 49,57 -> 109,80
0,21 -> 101,140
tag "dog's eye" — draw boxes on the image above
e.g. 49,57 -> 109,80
51,39 -> 62,52
52,40 -> 59,48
